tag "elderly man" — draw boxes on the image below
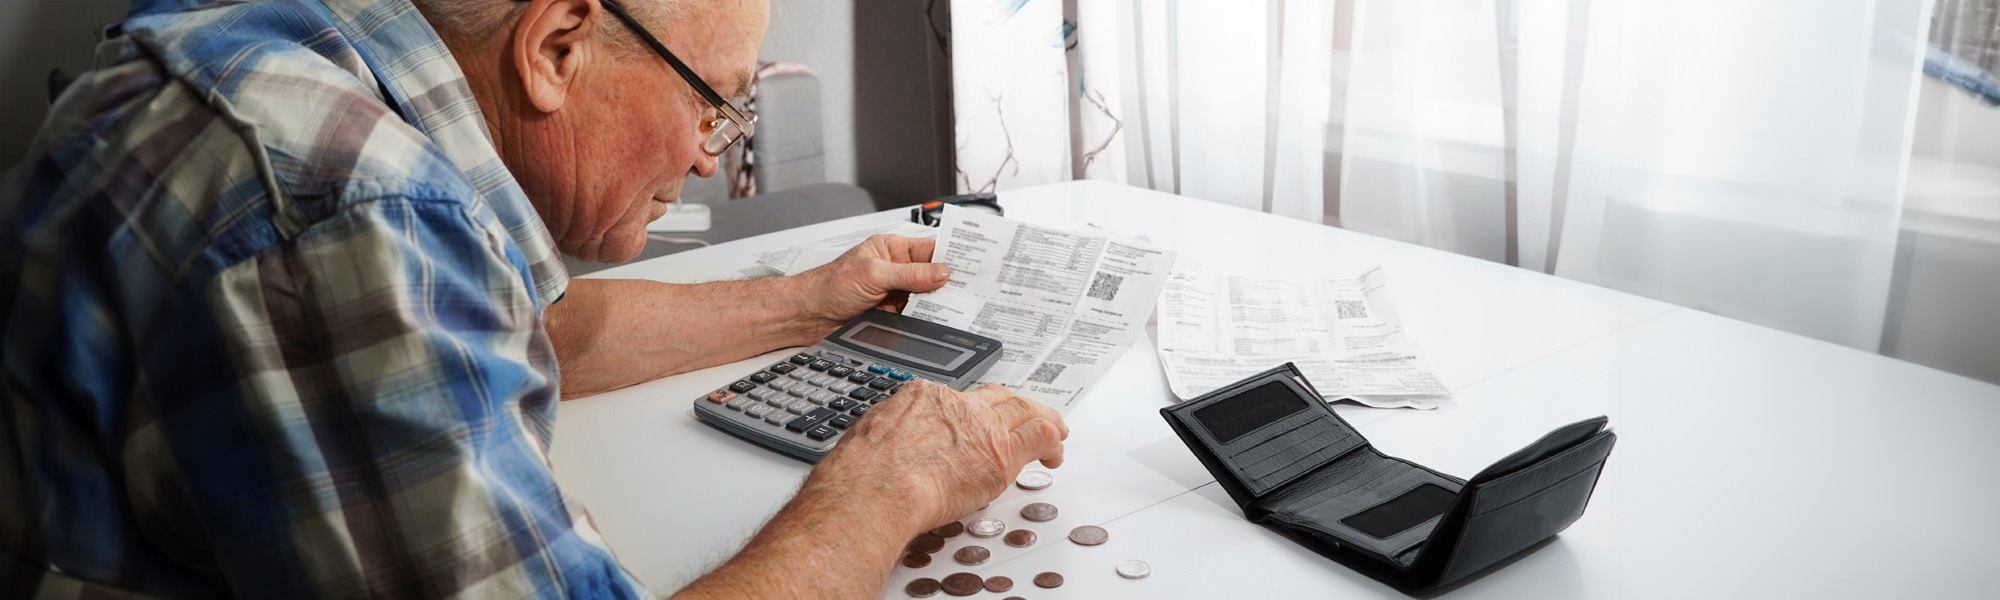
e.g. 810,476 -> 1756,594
0,0 -> 1068,597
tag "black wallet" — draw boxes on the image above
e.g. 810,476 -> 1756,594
1159,363 -> 1616,594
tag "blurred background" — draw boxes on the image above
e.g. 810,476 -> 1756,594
4,0 -> 1996,385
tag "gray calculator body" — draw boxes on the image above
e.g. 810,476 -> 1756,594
693,309 -> 1003,462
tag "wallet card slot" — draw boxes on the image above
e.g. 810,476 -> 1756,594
1227,416 -> 1330,461
1270,463 -> 1460,568
1469,432 -> 1615,516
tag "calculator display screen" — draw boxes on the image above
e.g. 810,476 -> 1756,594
847,324 -> 967,367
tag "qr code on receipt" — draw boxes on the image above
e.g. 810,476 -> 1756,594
1086,272 -> 1123,301
1335,300 -> 1369,319
1027,362 -> 1068,384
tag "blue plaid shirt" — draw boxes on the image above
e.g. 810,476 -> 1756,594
0,0 -> 651,597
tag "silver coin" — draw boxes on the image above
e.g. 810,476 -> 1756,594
1014,471 -> 1054,490
966,517 -> 1007,538
1020,502 -> 1058,523
1115,559 -> 1152,579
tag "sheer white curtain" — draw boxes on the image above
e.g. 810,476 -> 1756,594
952,0 -> 1935,352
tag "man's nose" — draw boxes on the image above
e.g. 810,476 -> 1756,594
693,151 -> 719,178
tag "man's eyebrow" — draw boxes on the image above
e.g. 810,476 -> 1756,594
724,69 -> 753,100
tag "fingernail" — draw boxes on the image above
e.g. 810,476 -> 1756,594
930,263 -> 950,282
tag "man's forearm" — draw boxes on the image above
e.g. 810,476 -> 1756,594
670,470 -> 931,600
544,277 -> 822,399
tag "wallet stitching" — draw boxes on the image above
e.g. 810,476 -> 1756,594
1225,416 -> 1331,459
1467,460 -> 1605,518
1469,433 -> 1612,504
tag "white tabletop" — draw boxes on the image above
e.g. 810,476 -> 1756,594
550,180 -> 2000,598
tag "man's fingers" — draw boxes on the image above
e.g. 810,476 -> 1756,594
864,234 -> 938,264
873,260 -> 950,294
1011,418 -> 1066,469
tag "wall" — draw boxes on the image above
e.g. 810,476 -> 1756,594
0,0 -> 129,168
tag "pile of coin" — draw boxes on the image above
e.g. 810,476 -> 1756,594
897,471 -> 1150,596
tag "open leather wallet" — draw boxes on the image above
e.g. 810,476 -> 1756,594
1160,363 -> 1616,594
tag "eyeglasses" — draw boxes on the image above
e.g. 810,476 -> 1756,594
600,0 -> 756,156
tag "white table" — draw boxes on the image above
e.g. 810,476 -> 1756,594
550,180 -> 2000,598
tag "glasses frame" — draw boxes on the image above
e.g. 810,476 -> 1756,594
599,0 -> 756,155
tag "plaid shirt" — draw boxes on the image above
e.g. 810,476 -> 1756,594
0,0 -> 652,598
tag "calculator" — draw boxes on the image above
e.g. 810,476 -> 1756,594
694,309 -> 1003,462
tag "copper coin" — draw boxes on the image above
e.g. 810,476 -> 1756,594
1004,529 -> 1037,548
941,572 -> 984,596
1034,571 -> 1064,588
901,552 -> 932,569
966,517 -> 1006,538
908,532 -> 946,554
952,545 -> 991,566
984,575 -> 1014,593
906,577 -> 942,598
1068,525 -> 1109,546
930,521 -> 966,538
1020,502 -> 1059,522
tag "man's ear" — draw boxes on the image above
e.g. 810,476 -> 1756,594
513,0 -> 602,113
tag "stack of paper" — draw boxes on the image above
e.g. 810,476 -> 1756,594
904,207 -> 1177,411
1155,262 -> 1450,409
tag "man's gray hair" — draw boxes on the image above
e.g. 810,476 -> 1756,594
412,0 -> 688,53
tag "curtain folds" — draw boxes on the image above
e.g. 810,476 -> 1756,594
952,0 -> 1936,352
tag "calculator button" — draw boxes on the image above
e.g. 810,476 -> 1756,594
786,369 -> 812,380
765,411 -> 794,426
846,371 -> 875,384
880,383 -> 903,397
729,381 -> 757,393
809,391 -> 835,405
749,372 -> 777,384
805,425 -> 838,441
829,382 -> 856,394
826,365 -> 853,378
725,396 -> 754,410
867,363 -> 890,374
829,415 -> 856,430
745,403 -> 774,418
770,363 -> 798,374
867,377 -> 894,390
786,400 -> 814,415
789,353 -> 814,365
807,359 -> 834,371
809,375 -> 836,387
765,396 -> 790,408
704,390 -> 735,404
889,370 -> 914,381
849,404 -> 869,417
848,388 -> 879,402
829,397 -> 857,411
787,386 -> 811,398
748,388 -> 774,401
787,408 -> 839,432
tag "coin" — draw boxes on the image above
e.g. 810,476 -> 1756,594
984,576 -> 1014,593
1004,529 -> 1037,548
952,545 -> 990,566
1116,559 -> 1152,579
1068,525 -> 1109,546
901,552 -> 932,569
1020,502 -> 1058,522
1033,571 -> 1064,588
1015,470 -> 1054,490
941,572 -> 984,596
930,521 -> 965,538
906,577 -> 942,598
967,517 -> 1006,538
908,532 -> 946,554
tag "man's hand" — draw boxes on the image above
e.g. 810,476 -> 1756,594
672,381 -> 1068,600
794,234 -> 951,337
813,381 -> 1069,530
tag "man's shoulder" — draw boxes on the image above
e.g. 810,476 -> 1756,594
122,0 -> 485,215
